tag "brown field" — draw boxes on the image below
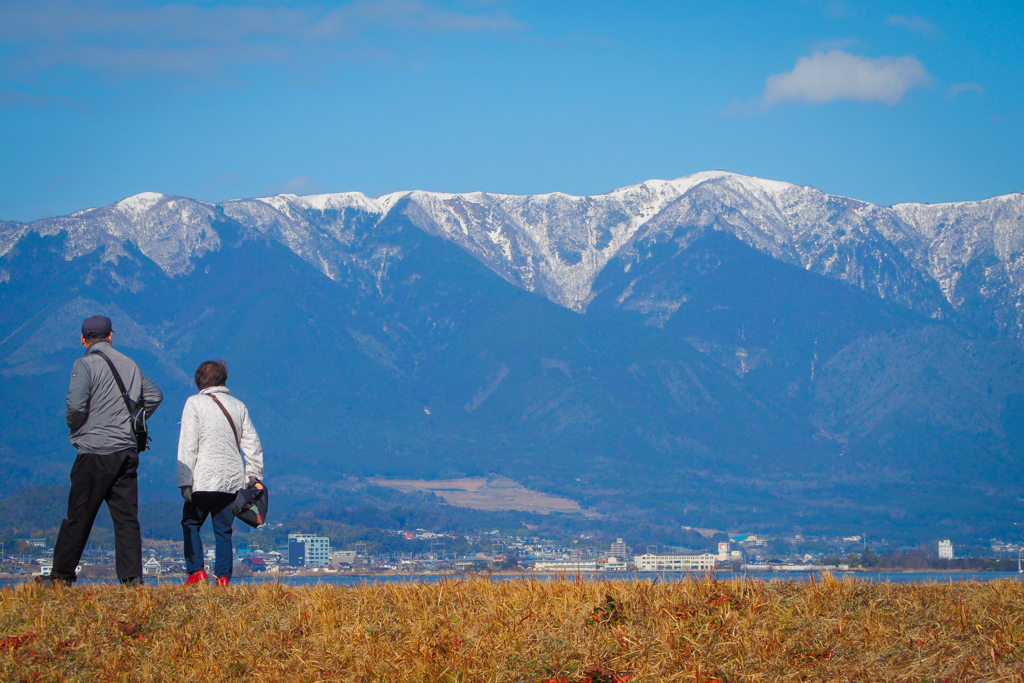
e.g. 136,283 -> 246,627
370,476 -> 600,517
4,574 -> 1024,682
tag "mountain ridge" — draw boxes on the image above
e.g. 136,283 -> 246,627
4,172 -> 1023,341
3,178 -> 1024,539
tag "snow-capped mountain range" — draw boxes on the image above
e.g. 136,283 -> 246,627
3,171 -> 1023,338
6,171 -> 1024,535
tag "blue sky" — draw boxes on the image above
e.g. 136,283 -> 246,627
0,0 -> 1021,221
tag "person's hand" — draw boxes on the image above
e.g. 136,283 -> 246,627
180,486 -> 192,502
245,474 -> 259,488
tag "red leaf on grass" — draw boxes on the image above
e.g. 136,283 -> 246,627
1,633 -> 35,651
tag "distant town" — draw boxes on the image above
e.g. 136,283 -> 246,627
4,526 -> 1024,580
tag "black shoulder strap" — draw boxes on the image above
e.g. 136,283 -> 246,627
208,393 -> 241,451
93,350 -> 138,413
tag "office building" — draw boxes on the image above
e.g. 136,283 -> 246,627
288,534 -> 332,567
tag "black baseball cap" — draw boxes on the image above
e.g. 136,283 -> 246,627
81,316 -> 113,340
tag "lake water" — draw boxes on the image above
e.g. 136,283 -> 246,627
7,570 -> 1024,588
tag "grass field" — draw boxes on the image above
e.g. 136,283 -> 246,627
3,574 -> 1024,681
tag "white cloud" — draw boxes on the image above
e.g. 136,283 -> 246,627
206,173 -> 244,189
947,82 -> 984,99
0,88 -> 74,107
885,15 -> 941,38
325,0 -> 524,34
810,37 -> 863,52
0,0 -> 526,79
762,50 -> 931,108
267,176 -> 326,196
719,99 -> 757,118
824,0 -> 855,19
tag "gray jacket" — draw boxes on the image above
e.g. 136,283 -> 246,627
66,341 -> 163,454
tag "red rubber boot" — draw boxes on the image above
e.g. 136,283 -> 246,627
184,569 -> 208,586
215,576 -> 230,587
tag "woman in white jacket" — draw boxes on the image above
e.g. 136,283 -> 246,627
177,360 -> 264,587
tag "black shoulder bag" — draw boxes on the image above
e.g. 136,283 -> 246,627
208,394 -> 269,528
93,350 -> 150,453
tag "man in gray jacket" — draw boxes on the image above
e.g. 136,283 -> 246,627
46,315 -> 163,585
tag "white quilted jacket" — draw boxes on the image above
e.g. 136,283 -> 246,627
176,386 -> 264,493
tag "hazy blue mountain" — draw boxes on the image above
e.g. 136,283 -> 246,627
2,174 -> 1024,541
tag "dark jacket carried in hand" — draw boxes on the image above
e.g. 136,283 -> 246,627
66,341 -> 163,454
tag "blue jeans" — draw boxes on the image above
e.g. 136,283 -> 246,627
182,492 -> 236,578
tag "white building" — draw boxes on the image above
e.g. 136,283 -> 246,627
531,560 -> 599,572
288,534 -> 332,567
143,558 -> 162,575
601,557 -> 629,572
938,540 -> 953,560
610,538 -> 629,559
331,550 -> 358,565
717,542 -> 730,561
634,553 -> 719,572
35,563 -> 80,577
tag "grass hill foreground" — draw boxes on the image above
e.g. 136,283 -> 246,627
2,574 -> 1024,681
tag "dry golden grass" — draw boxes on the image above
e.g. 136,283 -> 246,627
3,574 -> 1024,682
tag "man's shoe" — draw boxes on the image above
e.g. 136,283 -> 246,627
120,576 -> 143,587
215,576 -> 230,587
35,575 -> 73,587
184,569 -> 208,586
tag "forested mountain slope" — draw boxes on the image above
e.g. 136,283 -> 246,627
2,174 -> 1022,538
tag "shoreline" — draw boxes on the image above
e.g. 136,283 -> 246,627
3,566 -> 1021,583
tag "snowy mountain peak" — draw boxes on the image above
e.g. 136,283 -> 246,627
253,191 -> 383,216
375,171 -> 824,310
297,192 -> 383,214
115,192 -> 168,215
10,193 -> 220,276
611,171 -> 801,200
4,174 -> 1024,340
891,191 -> 1024,211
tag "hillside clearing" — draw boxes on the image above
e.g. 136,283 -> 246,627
369,476 -> 600,516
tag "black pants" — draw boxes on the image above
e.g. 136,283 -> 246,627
51,448 -> 142,582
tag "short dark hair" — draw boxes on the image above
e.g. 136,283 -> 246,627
83,334 -> 111,346
194,360 -> 228,390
